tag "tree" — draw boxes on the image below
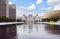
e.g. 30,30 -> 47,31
0,16 -> 16,22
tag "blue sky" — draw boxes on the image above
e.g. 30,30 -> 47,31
9,0 -> 60,17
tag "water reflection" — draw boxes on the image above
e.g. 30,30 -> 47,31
1,24 -> 60,39
45,25 -> 60,35
35,25 -> 38,32
17,24 -> 60,39
0,25 -> 17,39
28,25 -> 33,33
22,24 -> 39,33
23,25 -> 26,31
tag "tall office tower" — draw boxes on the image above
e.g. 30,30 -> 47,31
0,0 -> 9,17
9,4 -> 16,19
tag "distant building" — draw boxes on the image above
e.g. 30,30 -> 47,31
22,14 -> 27,20
35,14 -> 39,19
0,0 -> 9,17
9,4 -> 16,19
45,10 -> 60,18
34,14 -> 41,23
18,14 -> 41,24
27,14 -> 34,24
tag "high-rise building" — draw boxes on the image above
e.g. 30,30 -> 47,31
9,4 -> 16,19
0,0 -> 9,17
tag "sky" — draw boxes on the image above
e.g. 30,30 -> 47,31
9,0 -> 60,17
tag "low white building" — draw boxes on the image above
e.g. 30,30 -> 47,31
27,14 -> 34,24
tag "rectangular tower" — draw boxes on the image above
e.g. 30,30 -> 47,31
9,4 -> 16,19
0,0 -> 9,17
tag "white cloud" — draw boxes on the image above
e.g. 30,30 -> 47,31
16,7 -> 25,17
19,7 -> 25,9
17,7 -> 34,17
36,0 -> 42,4
47,0 -> 60,5
41,7 -> 52,11
16,4 -> 36,17
53,4 -> 60,10
40,13 -> 45,17
26,4 -> 36,10
9,1 -> 12,5
19,4 -> 36,10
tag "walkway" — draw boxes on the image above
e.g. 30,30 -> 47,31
0,22 -> 24,26
40,22 -> 60,25
0,22 -> 60,26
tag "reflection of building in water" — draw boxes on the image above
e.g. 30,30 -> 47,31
45,25 -> 60,34
27,14 -> 34,24
28,25 -> 33,33
23,25 -> 26,31
22,25 -> 39,33
0,25 -> 17,39
35,25 -> 38,32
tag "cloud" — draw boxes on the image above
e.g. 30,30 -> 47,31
26,4 -> 36,10
9,1 -> 12,5
17,4 -> 36,17
16,7 -> 25,17
40,13 -> 45,16
17,7 -> 35,17
53,4 -> 60,10
47,0 -> 60,5
19,4 -> 36,10
36,0 -> 42,4
19,7 -> 25,9
41,7 -> 52,11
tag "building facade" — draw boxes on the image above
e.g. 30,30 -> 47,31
0,0 -> 9,17
9,4 -> 16,19
0,0 -> 17,39
45,10 -> 60,18
27,14 -> 34,24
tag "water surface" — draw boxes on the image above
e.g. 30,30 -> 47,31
17,24 -> 60,39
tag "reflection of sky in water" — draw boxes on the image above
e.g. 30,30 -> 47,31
17,24 -> 60,39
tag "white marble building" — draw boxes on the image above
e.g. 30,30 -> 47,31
27,14 -> 34,24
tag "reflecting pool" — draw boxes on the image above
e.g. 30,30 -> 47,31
17,24 -> 60,39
